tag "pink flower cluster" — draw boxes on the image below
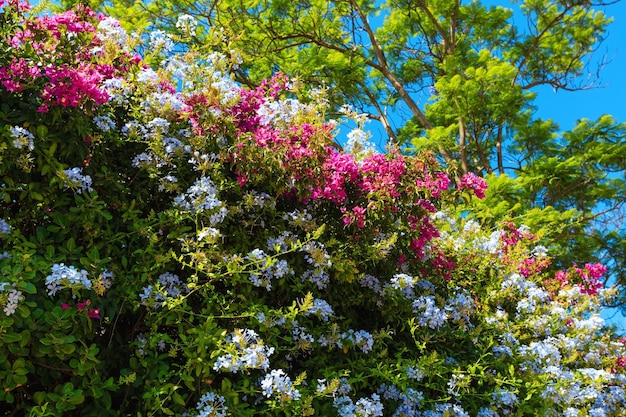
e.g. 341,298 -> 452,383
216,76 -> 459,279
38,64 -> 110,112
0,3 -> 134,112
61,299 -> 101,319
0,0 -> 30,11
555,263 -> 606,296
459,172 -> 487,199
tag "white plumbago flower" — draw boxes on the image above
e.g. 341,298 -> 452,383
334,393 -> 384,417
10,126 -> 35,151
445,289 -> 475,327
493,388 -> 518,412
102,78 -> 130,104
0,219 -> 10,235
96,17 -> 128,49
147,117 -> 170,133
475,230 -> 504,253
301,269 -> 329,290
149,29 -> 174,55
345,127 -> 374,155
45,263 -> 91,296
175,14 -> 197,35
139,272 -> 188,308
462,219 -> 481,234
300,241 -> 332,268
195,392 -> 228,417
2,287 -> 23,316
260,369 -> 301,401
532,245 -> 548,257
174,176 -> 223,214
145,91 -> 190,112
432,210 -> 457,229
213,329 -> 274,373
267,230 -> 297,253
257,98 -> 306,126
62,167 -> 93,194
390,273 -> 417,292
136,68 -> 159,84
413,295 -> 447,329
338,329 -> 374,353
93,115 -> 115,132
434,403 -> 470,417
306,298 -> 334,321
197,227 -> 219,241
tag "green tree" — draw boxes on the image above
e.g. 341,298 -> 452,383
66,0 -> 626,310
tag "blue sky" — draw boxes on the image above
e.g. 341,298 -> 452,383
529,1 -> 626,130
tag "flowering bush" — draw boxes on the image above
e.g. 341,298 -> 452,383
1,1 -> 625,416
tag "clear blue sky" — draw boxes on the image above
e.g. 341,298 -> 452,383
530,1 -> 626,130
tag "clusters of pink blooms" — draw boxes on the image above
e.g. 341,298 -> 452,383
459,172 -> 488,199
210,73 -> 494,282
0,0 -> 30,11
518,257 -> 551,277
501,222 -> 535,248
0,3 -> 135,112
61,299 -> 100,319
555,263 -> 606,296
38,64 -> 111,112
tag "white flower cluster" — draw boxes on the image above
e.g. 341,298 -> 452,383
0,282 -> 22,316
257,98 -> 309,126
345,127 -> 375,156
338,329 -> 375,353
246,248 -> 293,291
501,273 -> 551,317
378,384 -> 424,417
317,327 -> 375,354
300,241 -> 332,289
102,78 -> 130,105
334,393 -> 384,417
260,369 -> 301,402
96,17 -> 128,50
0,218 -> 10,235
149,30 -> 174,55
305,298 -> 334,321
213,329 -> 274,373
193,392 -> 227,417
176,14 -> 197,36
174,176 -> 225,216
45,263 -> 91,296
139,272 -> 188,308
62,167 -> 93,194
10,126 -> 34,151
93,115 -> 115,132
412,295 -> 447,329
203,52 -> 241,103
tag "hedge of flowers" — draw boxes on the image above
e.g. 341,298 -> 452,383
1,1 -> 625,416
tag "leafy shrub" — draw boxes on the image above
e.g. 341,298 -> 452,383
1,1 -> 625,416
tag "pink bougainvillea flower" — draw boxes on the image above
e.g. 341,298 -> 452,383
459,172 -> 487,199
